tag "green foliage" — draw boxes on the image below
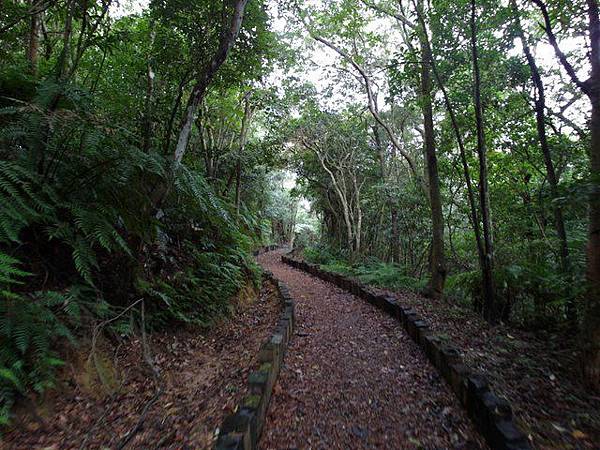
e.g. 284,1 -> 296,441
352,262 -> 426,292
304,245 -> 425,291
446,262 -> 585,327
0,286 -> 94,425
0,0 -> 285,428
303,244 -> 342,265
0,77 -> 267,423
0,0 -> 590,430
138,167 -> 263,328
290,0 -> 589,331
138,245 -> 257,328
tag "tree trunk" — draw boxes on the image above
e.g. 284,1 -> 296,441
418,0 -> 446,298
173,0 -> 249,165
512,0 -> 575,322
142,24 -> 156,153
56,0 -> 74,80
583,0 -> 600,392
471,0 -> 497,323
311,33 -> 419,177
353,174 -> 363,255
391,208 -> 400,263
235,94 -> 254,216
531,0 -> 600,391
164,72 -> 191,155
372,123 -> 401,263
414,5 -> 488,307
585,90 -> 600,392
27,0 -> 41,75
234,161 -> 242,211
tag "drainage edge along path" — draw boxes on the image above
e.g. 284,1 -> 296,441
257,249 -> 486,449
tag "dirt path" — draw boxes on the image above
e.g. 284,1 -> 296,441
258,250 -> 486,449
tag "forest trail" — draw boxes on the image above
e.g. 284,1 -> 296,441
257,250 -> 486,449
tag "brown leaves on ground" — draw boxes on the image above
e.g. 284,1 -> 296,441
2,283 -> 281,450
373,279 -> 600,449
7,249 -> 592,450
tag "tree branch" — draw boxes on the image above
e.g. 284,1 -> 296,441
309,32 -> 418,177
530,0 -> 592,96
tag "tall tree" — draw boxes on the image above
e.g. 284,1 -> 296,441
470,0 -> 497,323
309,1 -> 446,296
26,0 -> 41,74
371,123 -> 401,263
416,0 -> 446,298
530,0 -> 600,391
412,1 -> 491,314
511,0 -> 574,323
235,91 -> 256,215
173,0 -> 250,165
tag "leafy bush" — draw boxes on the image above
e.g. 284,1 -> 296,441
445,263 -> 584,326
352,262 -> 424,291
303,244 -> 341,265
304,245 -> 424,291
0,81 -> 263,424
138,244 -> 260,328
0,286 -> 95,425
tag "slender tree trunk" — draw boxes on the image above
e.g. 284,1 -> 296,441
288,201 -> 299,245
586,92 -> 600,391
372,124 -> 401,263
391,208 -> 400,263
310,33 -> 418,177
37,0 -> 73,174
530,0 -> 600,388
471,0 -> 497,323
164,73 -> 191,155
584,0 -> 600,392
234,161 -> 242,212
235,94 -> 254,216
173,0 -> 249,165
27,0 -> 41,75
142,24 -> 156,153
353,174 -> 363,254
414,4 -> 489,307
512,1 -> 575,322
56,0 -> 73,80
417,0 -> 446,298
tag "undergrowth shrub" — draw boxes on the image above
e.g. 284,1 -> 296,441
0,81 -> 263,424
304,245 -> 424,291
303,244 -> 340,265
352,262 -> 424,291
445,263 -> 584,326
138,243 -> 260,328
0,286 -> 102,425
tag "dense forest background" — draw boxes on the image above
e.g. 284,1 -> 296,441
0,0 -> 598,428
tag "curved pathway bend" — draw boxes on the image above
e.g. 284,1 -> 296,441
258,250 -> 486,450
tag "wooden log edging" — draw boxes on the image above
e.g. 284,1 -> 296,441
214,271 -> 295,450
281,255 -> 531,450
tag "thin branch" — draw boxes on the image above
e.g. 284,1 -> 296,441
309,31 -> 418,177
530,0 -> 592,96
0,0 -> 59,35
359,0 -> 415,29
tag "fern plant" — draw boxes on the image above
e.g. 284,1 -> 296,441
0,80 -> 152,424
0,78 -> 262,425
0,287 -> 86,424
